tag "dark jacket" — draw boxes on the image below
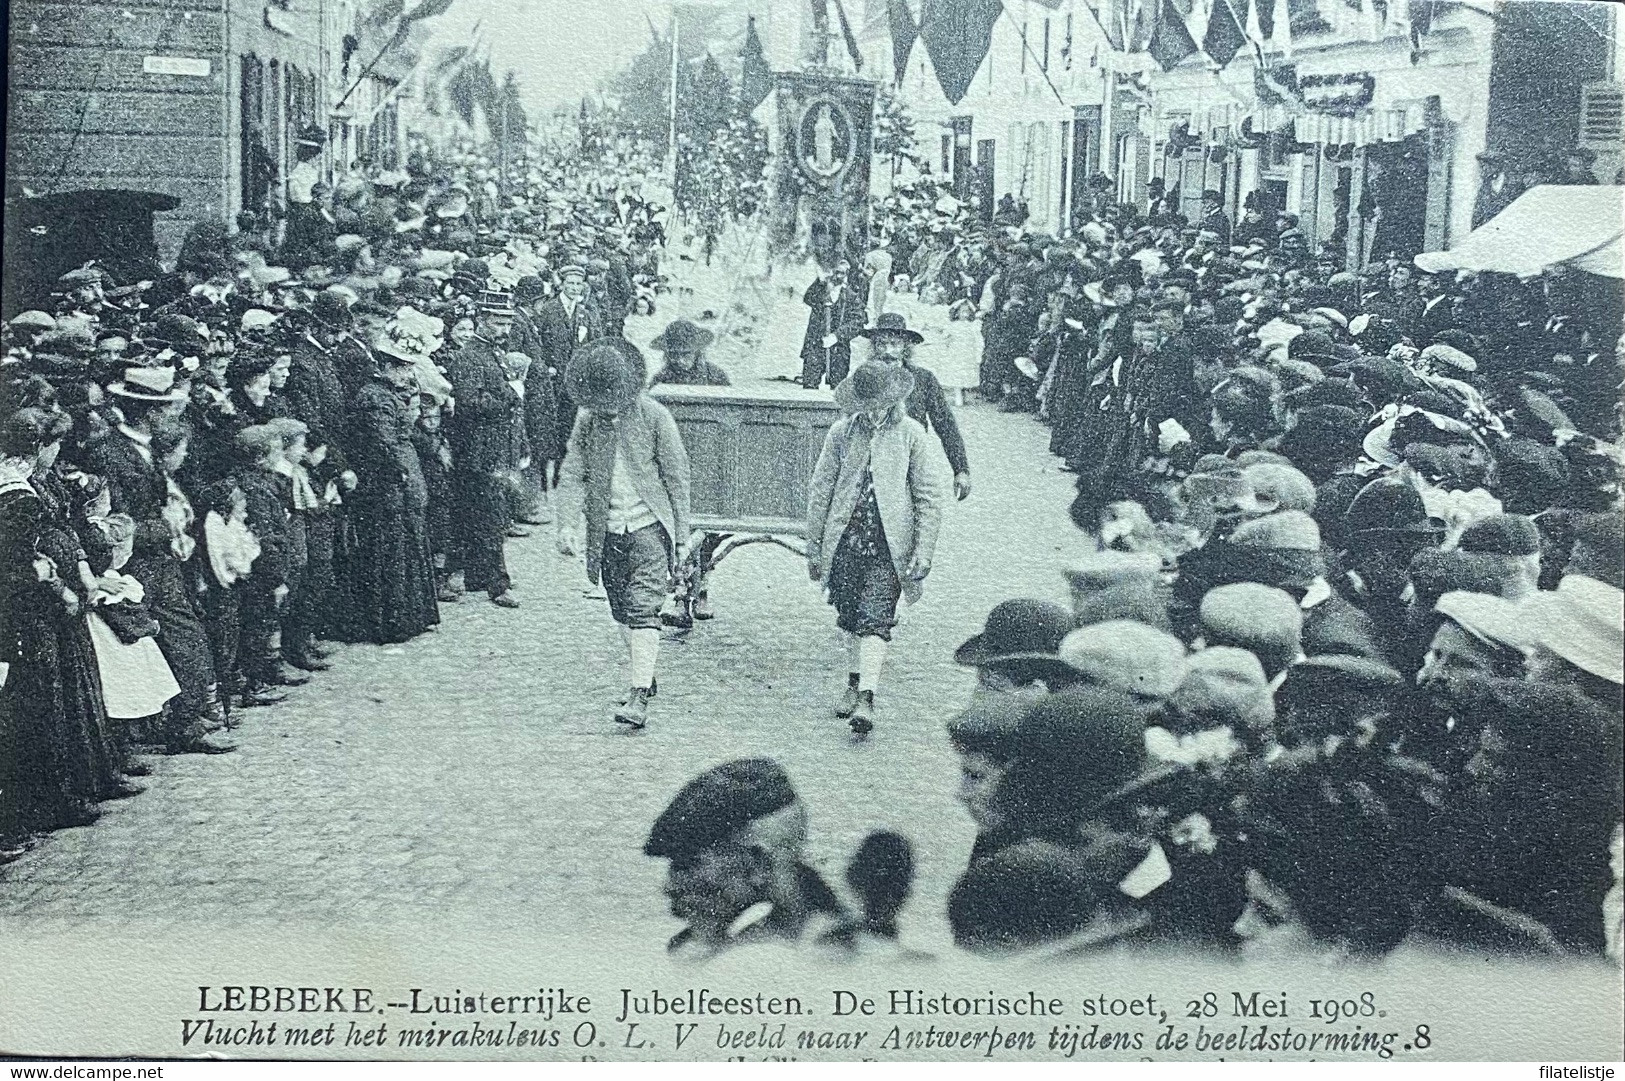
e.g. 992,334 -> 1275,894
800,274 -> 866,365
286,335 -> 351,473
239,469 -> 292,589
901,361 -> 970,477
445,337 -> 521,476
528,296 -> 604,376
652,359 -> 731,387
84,430 -> 173,566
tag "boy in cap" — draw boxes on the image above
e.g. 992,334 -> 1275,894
643,758 -> 845,957
556,339 -> 691,728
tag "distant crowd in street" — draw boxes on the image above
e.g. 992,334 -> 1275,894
0,130 -> 673,852
644,164 -> 1623,963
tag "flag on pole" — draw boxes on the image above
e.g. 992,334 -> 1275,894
919,0 -> 1003,105
832,0 -> 865,71
887,0 -> 919,85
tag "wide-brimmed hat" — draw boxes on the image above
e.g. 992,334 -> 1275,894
954,598 -> 1075,671
565,338 -> 647,413
1344,478 -> 1445,537
834,362 -> 915,414
857,312 -> 924,344
107,365 -> 186,401
650,318 -> 714,354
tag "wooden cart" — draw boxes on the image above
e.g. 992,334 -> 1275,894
650,382 -> 842,625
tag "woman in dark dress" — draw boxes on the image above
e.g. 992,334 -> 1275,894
343,353 -> 439,644
0,408 -> 118,838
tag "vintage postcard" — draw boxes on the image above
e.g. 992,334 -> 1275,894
1,0 -> 1621,1064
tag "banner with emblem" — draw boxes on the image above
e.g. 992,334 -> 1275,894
770,72 -> 879,260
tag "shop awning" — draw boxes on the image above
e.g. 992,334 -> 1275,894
1414,185 -> 1625,279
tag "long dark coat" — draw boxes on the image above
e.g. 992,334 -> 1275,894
445,337 -> 521,477
523,298 -> 604,463
342,380 -> 439,644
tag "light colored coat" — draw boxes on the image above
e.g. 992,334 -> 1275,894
805,407 -> 948,581
557,395 -> 691,583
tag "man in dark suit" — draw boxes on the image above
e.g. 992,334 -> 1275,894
857,313 -> 973,501
445,296 -> 523,608
1413,271 -> 1456,345
799,256 -> 866,390
525,263 -> 603,492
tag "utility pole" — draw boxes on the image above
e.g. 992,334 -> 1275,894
499,93 -> 509,197
668,7 -> 680,188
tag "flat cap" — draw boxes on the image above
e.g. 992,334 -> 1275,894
644,758 -> 797,865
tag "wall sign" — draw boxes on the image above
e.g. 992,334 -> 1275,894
1300,74 -> 1377,117
143,55 -> 211,76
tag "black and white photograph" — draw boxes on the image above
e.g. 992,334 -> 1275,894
1,0 -> 1622,1064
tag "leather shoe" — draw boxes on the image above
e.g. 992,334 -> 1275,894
437,586 -> 462,603
165,735 -> 237,755
269,665 -> 310,687
614,687 -> 650,729
287,651 -> 333,672
306,640 -> 335,660
505,525 -> 532,538
106,780 -> 146,800
123,761 -> 153,777
693,594 -> 715,620
59,801 -> 101,827
490,591 -> 521,609
240,685 -> 288,708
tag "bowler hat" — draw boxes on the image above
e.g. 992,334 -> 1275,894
643,758 -> 799,866
650,319 -> 714,355
834,362 -> 915,414
565,338 -> 646,413
513,275 -> 549,306
1343,479 -> 1444,537
856,312 -> 924,344
1459,514 -> 1540,557
954,598 -> 1074,669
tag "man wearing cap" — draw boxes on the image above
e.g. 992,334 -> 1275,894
444,293 -> 523,608
556,339 -> 691,729
529,261 -> 603,485
643,758 -> 845,957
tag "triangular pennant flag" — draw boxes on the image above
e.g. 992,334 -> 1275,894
1269,0 -> 1292,55
920,0 -> 1003,105
1203,0 -> 1248,65
832,0 -> 865,71
1148,0 -> 1200,69
739,16 -> 773,111
1094,0 -> 1125,50
888,0 -> 919,86
1245,0 -> 1265,44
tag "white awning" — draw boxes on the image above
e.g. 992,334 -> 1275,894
1242,102 -> 1428,147
1414,185 -> 1625,280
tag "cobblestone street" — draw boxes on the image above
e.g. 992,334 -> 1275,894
0,399 -> 1095,947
